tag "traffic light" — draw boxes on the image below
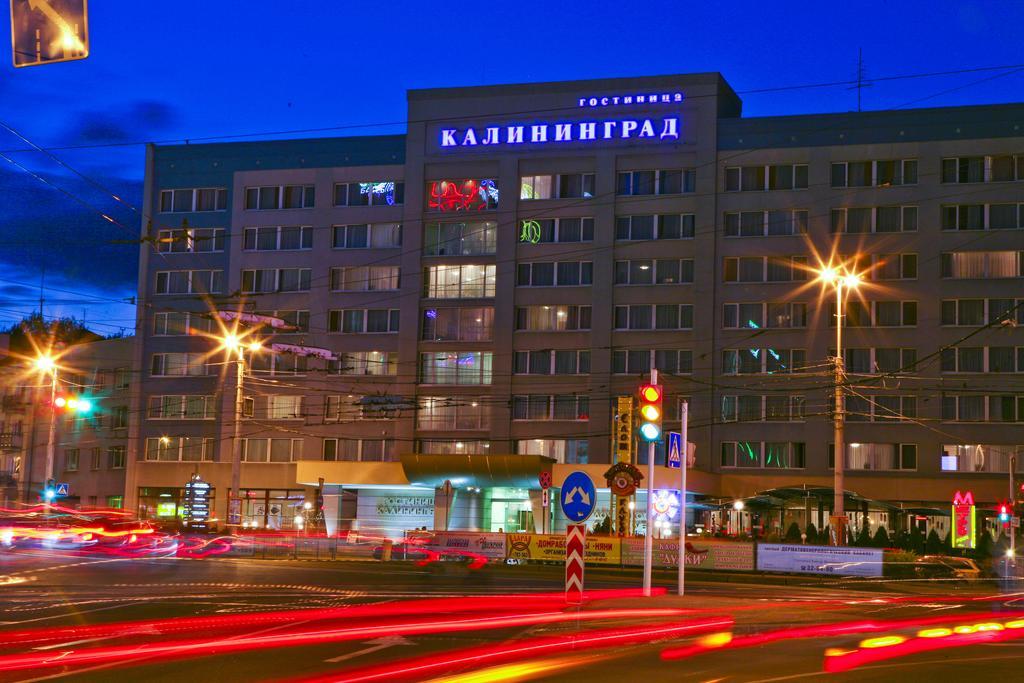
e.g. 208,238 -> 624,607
43,479 -> 56,502
52,394 -> 92,414
998,502 -> 1011,524
637,383 -> 663,442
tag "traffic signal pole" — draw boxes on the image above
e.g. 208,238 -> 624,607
43,369 -> 58,507
642,369 -> 657,596
678,400 -> 688,596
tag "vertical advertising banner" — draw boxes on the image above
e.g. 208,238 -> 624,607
615,396 -> 634,464
951,490 -> 976,550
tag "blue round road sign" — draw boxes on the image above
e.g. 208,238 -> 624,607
559,471 -> 597,522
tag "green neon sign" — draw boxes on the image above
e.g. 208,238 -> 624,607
519,220 -> 542,244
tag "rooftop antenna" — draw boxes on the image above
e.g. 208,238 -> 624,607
849,48 -> 871,112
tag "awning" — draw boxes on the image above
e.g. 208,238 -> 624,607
399,453 -> 555,489
718,485 -> 901,512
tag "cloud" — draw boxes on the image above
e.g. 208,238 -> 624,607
66,100 -> 179,144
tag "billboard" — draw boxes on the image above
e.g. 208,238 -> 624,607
757,543 -> 883,577
621,538 -> 754,571
506,534 -> 621,564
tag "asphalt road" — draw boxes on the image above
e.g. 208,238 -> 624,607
1,549 -> 1023,682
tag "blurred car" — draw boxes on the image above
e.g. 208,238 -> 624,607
913,555 -> 981,579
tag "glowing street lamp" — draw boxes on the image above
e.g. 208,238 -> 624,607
219,329 -> 264,526
816,263 -> 863,545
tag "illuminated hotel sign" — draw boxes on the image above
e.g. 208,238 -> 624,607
951,490 -> 976,549
183,474 -> 211,531
439,116 -> 680,149
578,92 -> 684,107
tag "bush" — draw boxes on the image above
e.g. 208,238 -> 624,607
784,522 -> 802,542
855,524 -> 872,547
872,526 -> 890,548
909,526 -> 925,554
893,529 -> 911,551
925,529 -> 943,554
884,549 -> 918,578
805,523 -> 819,545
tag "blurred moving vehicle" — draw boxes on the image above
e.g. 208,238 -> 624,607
913,555 -> 981,579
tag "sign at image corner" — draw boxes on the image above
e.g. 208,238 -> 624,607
756,543 -> 883,577
438,116 -> 680,149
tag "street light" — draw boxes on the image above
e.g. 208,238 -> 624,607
33,352 -> 60,507
219,330 -> 263,527
817,263 -> 863,545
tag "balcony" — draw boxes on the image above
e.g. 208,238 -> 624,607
0,433 -> 24,451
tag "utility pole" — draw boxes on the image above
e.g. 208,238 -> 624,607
851,48 -> 870,112
677,400 -> 688,596
642,368 -> 657,596
833,280 -> 846,545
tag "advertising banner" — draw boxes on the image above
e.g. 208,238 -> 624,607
757,543 -> 883,577
418,531 -> 507,560
621,538 -> 754,571
506,534 -> 621,564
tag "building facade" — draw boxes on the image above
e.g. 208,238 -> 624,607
127,73 -> 1024,535
0,337 -> 133,508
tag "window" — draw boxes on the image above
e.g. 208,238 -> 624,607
151,353 -> 208,377
942,156 -> 1024,183
723,348 -> 806,374
417,397 -> 489,430
614,259 -> 692,285
515,305 -> 591,331
943,203 -> 1024,231
520,174 -> 595,199
424,264 -> 495,298
145,436 -> 213,462
830,443 -> 917,471
147,395 -> 216,419
332,223 -> 402,249
617,169 -> 694,195
721,395 -> 803,422
830,160 -> 917,187
334,181 -> 404,206
942,347 -> 1024,373
155,270 -> 224,295
329,266 -> 400,292
268,395 -> 303,419
941,251 -> 1024,279
323,438 -> 397,462
108,445 -> 126,469
941,444 -> 1024,473
241,268 -> 312,293
513,350 -> 590,375
616,214 -> 695,240
252,309 -> 310,334
725,164 -> 808,191
830,206 -> 917,233
612,349 -> 691,374
242,438 -> 303,462
89,447 -> 102,470
245,185 -> 315,210
721,441 -> 805,469
518,217 -> 595,243
249,353 -> 308,377
426,179 -> 497,211
613,304 -> 693,330
872,254 -> 917,280
159,188 -> 227,213
827,301 -> 917,327
724,302 -> 805,329
422,307 -> 493,341
417,440 -> 490,454
243,226 -> 313,251
157,227 -> 225,253
516,439 -> 588,464
65,448 -> 79,471
518,261 -> 593,286
723,256 -> 808,282
153,312 -> 213,336
424,221 -> 496,255
419,352 -> 493,384
845,395 -> 917,422
724,210 -> 808,237
328,309 -> 400,333
512,395 -> 589,421
329,351 -> 397,376
325,395 -> 413,422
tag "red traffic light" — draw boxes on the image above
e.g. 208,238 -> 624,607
640,385 -> 662,402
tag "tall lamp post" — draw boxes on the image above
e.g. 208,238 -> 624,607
220,333 -> 263,527
817,266 -> 861,546
33,353 -> 58,505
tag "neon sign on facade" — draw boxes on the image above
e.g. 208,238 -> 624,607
426,179 -> 499,212
439,117 -> 680,149
951,490 -> 976,550
577,92 -> 684,107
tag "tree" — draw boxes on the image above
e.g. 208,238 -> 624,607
855,523 -> 872,547
909,525 -> 925,554
784,521 -> 802,542
592,514 -> 611,535
805,522 -> 819,545
872,526 -> 890,548
4,313 -> 99,356
925,528 -> 943,554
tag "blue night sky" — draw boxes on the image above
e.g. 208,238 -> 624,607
0,1 -> 1021,335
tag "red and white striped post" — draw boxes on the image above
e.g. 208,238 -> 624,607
565,523 -> 586,604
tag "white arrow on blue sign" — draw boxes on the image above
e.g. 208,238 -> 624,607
667,432 -> 682,469
559,471 -> 597,522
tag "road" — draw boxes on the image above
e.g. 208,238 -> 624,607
1,549 -> 1023,682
